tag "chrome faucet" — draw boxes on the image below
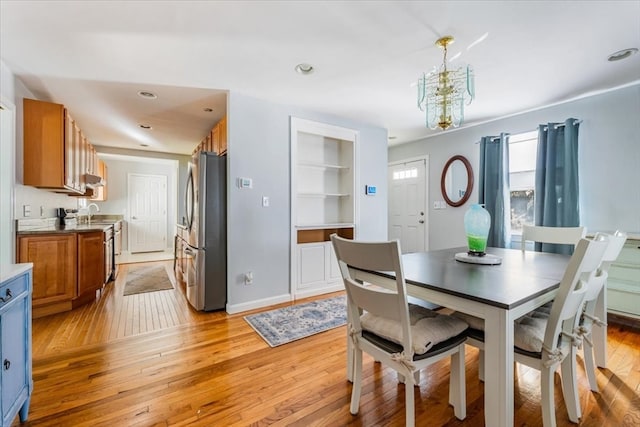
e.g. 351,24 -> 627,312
87,203 -> 100,225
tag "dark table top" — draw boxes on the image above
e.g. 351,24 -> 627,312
366,247 -> 571,310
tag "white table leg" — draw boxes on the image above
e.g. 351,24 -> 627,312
593,286 -> 608,368
483,308 -> 513,427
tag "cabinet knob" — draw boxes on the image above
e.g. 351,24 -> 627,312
419,220 -> 425,224
0,288 -> 12,303
3,359 -> 9,370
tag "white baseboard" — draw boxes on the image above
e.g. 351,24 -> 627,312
226,293 -> 293,315
293,283 -> 344,300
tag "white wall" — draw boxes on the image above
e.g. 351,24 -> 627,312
0,87 -> 16,265
91,153 -> 181,252
226,93 -> 388,312
389,84 -> 640,250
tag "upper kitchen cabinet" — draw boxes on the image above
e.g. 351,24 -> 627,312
23,98 -> 101,195
192,115 -> 227,157
213,116 -> 227,155
91,160 -> 108,201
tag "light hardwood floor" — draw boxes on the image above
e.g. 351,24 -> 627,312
18,261 -> 640,426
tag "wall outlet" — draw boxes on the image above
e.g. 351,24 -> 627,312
244,271 -> 253,285
23,205 -> 31,217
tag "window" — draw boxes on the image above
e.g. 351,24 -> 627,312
392,167 -> 418,180
509,130 -> 538,234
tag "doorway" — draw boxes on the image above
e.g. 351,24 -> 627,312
128,173 -> 168,253
388,157 -> 428,253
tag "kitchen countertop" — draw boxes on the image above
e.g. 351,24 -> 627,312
0,262 -> 33,284
16,217 -> 118,235
17,223 -> 115,235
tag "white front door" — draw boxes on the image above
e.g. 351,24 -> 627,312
388,158 -> 428,253
128,173 -> 167,253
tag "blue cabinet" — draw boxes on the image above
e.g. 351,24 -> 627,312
0,264 -> 32,427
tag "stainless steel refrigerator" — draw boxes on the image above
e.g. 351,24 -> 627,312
184,152 -> 226,311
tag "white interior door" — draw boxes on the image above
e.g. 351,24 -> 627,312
128,173 -> 167,253
388,158 -> 428,253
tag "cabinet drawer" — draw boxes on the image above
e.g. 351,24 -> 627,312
0,275 -> 28,311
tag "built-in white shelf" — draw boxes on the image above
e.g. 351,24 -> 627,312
291,117 -> 358,299
297,162 -> 349,171
297,193 -> 351,198
296,223 -> 355,230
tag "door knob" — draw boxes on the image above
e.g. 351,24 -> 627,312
3,359 -> 10,370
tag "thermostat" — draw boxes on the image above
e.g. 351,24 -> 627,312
237,177 -> 253,189
365,185 -> 377,195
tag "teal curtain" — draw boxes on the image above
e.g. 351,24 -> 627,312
479,133 -> 511,248
535,118 -> 581,254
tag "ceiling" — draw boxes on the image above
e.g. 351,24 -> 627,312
2,1 -> 639,155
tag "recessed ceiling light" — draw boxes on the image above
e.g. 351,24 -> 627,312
295,63 -> 314,75
137,91 -> 157,99
607,48 -> 638,62
203,108 -> 213,112
139,124 -> 152,129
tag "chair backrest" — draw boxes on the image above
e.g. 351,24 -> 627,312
595,230 -> 627,273
543,236 -> 609,353
582,231 -> 627,305
330,234 -> 413,353
521,225 -> 586,253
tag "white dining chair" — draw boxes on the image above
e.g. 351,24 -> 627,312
521,225 -> 586,252
463,236 -> 609,427
576,231 -> 627,393
466,225 -> 588,382
330,234 -> 469,427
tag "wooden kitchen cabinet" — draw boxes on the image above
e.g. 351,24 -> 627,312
23,98 -> 101,196
76,232 -> 105,307
211,116 -> 227,155
23,99 -> 77,193
17,233 -> 77,318
92,160 -> 108,201
218,115 -> 227,155
17,230 -> 108,318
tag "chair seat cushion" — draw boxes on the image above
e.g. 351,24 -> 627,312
453,304 -> 552,353
360,303 -> 469,355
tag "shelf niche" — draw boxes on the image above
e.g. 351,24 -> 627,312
290,117 -> 358,299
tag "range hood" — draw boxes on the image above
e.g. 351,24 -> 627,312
85,173 -> 105,188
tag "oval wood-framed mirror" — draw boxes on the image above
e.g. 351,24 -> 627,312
441,155 -> 474,207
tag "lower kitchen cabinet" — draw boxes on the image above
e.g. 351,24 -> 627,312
16,233 -> 76,317
0,264 -> 33,427
17,230 -> 108,318
76,231 -> 105,307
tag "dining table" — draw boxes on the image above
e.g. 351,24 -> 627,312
349,246 -> 606,427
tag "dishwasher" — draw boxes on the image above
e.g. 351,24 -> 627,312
113,220 -> 122,279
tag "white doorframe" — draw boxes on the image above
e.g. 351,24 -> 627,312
0,97 -> 16,264
388,155 -> 429,252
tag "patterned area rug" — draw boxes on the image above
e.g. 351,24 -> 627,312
123,265 -> 174,296
244,295 -> 347,347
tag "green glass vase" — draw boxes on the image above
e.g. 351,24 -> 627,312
464,204 -> 491,256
